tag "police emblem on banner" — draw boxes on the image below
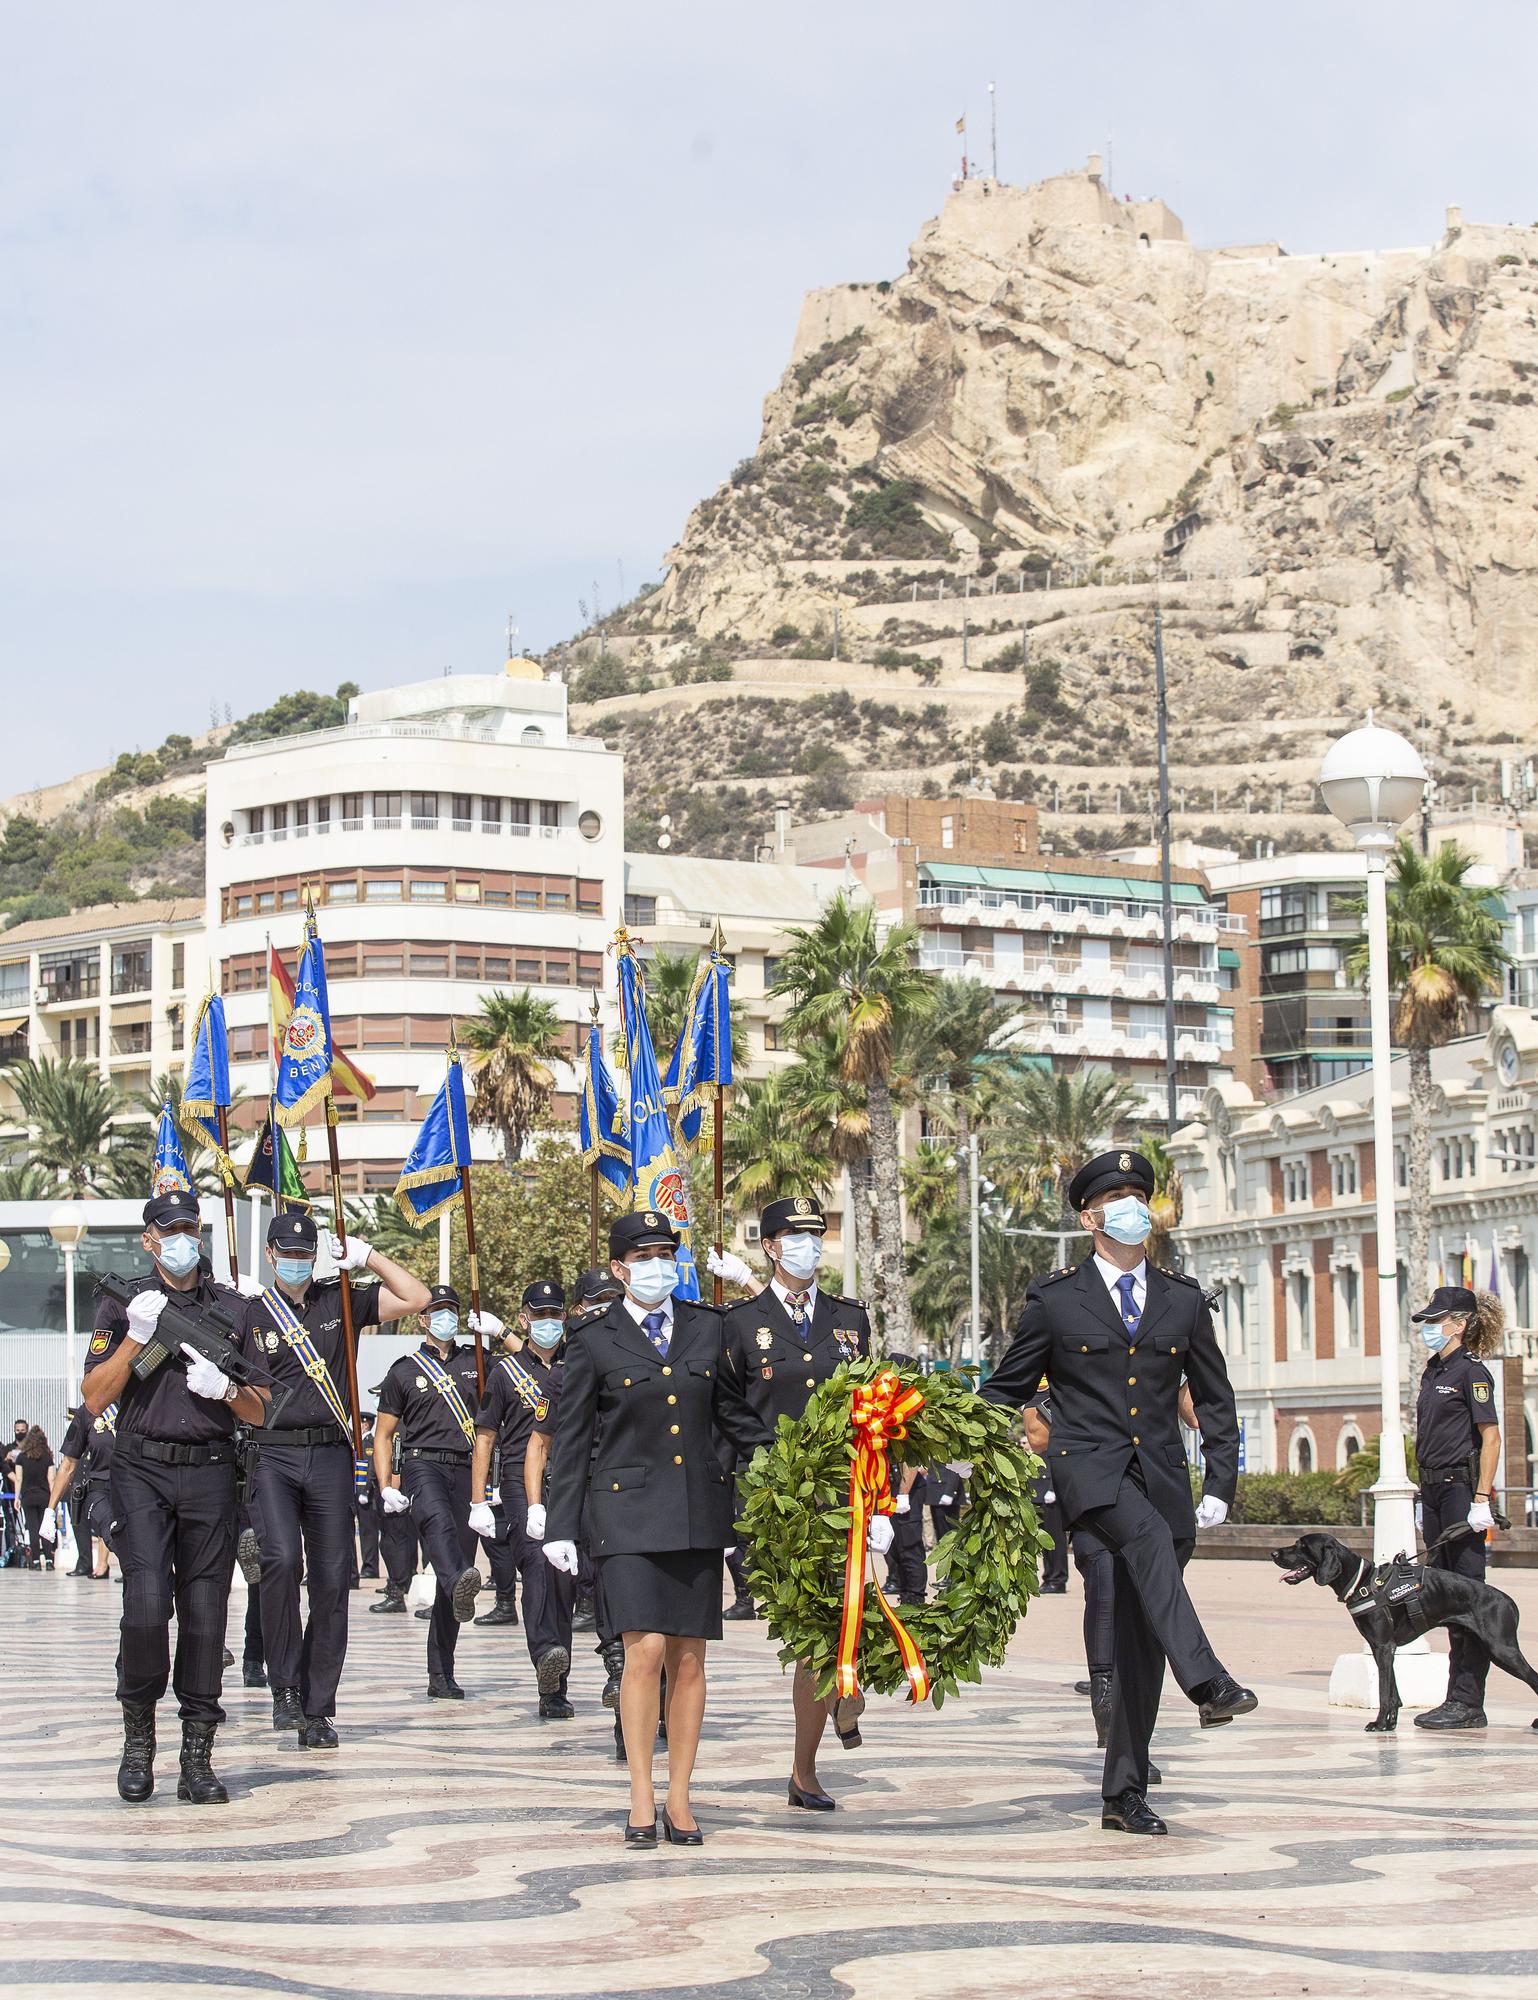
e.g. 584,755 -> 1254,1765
284,1005 -> 324,1061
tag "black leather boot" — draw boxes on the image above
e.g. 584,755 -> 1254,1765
176,1722 -> 229,1805
571,1593 -> 596,1632
271,1685 -> 303,1730
722,1592 -> 757,1621
600,1638 -> 625,1710
475,1594 -> 519,1626
1089,1669 -> 1113,1749
117,1703 -> 156,1803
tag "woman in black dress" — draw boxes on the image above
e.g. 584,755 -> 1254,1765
11,1426 -> 55,1570
544,1210 -> 772,1846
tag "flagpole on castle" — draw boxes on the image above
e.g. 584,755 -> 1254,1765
449,1035 -> 486,1397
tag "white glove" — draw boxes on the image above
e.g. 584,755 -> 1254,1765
39,1506 -> 57,1544
489,1486 -> 501,1506
180,1342 -> 232,1403
381,1487 -> 411,1515
325,1231 -> 372,1273
706,1246 -> 755,1288
236,1275 -> 266,1297
1043,1490 -> 1056,1505
1468,1500 -> 1495,1533
1195,1495 -> 1229,1530
544,1538 -> 579,1574
1415,1501 -> 1424,1532
893,1493 -> 911,1516
124,1291 -> 168,1344
468,1501 -> 496,1538
468,1308 -> 504,1338
525,1503 -> 546,1540
867,1515 -> 895,1555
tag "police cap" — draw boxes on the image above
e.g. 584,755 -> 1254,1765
1410,1284 -> 1478,1323
1067,1149 -> 1155,1212
266,1210 -> 319,1252
609,1210 -> 679,1258
760,1195 -> 827,1239
425,1283 -> 461,1311
142,1189 -> 201,1230
573,1266 -> 623,1307
522,1278 -> 566,1312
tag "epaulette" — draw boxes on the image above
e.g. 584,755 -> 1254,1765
826,1293 -> 866,1310
1039,1267 -> 1075,1286
1163,1268 -> 1201,1288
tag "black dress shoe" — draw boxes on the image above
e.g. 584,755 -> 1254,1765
788,1779 -> 836,1811
370,1588 -> 407,1614
359,1566 -> 379,1579
450,1567 -> 482,1622
1073,1678 -> 1093,1696
241,1659 -> 268,1689
1413,1701 -> 1487,1730
221,1647 -> 235,1668
535,1645 -> 571,1695
301,1716 -> 339,1749
1040,1581 -> 1068,1594
722,1593 -> 758,1621
415,1605 -> 432,1619
539,1694 -> 575,1720
662,1807 -> 703,1845
1101,1788 -> 1166,1836
475,1596 -> 519,1626
428,1674 -> 465,1700
1196,1673 -> 1258,1727
624,1817 -> 658,1847
271,1686 -> 303,1731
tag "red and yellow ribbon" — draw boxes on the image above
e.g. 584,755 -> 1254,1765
835,1369 -> 932,1705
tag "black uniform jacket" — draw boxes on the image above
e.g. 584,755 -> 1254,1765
983,1258 -> 1238,1538
85,1270 -> 252,1445
546,1299 -> 772,1556
721,1285 -> 872,1435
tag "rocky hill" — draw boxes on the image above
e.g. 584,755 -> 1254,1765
563,160 -> 1538,861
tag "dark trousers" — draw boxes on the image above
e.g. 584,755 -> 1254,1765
22,1500 -> 52,1568
1421,1475 -> 1490,1706
1072,1525 -> 1115,1674
256,1441 -> 355,1718
401,1455 -> 474,1679
356,1493 -> 379,1575
1078,1473 -> 1222,1799
724,1544 -> 752,1601
492,1500 -> 574,1688
83,1484 -> 116,1559
886,1501 -> 927,1600
243,1580 -> 264,1666
1034,1477 -> 1068,1589
111,1447 -> 236,1724
381,1505 -> 419,1591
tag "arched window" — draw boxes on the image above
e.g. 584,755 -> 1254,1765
1337,1429 -> 1363,1469
520,724 -> 544,744
1289,1427 -> 1316,1474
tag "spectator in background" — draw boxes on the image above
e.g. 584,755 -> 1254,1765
5,1418 -> 28,1481
11,1426 -> 56,1570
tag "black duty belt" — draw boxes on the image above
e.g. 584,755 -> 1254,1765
1419,1466 -> 1469,1484
262,1425 -> 349,1449
406,1445 -> 471,1465
119,1436 -> 235,1467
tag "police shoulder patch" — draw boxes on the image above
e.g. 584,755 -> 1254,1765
89,1329 -> 111,1355
1472,1380 -> 1491,1403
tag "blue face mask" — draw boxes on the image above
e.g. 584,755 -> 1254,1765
429,1310 -> 458,1341
627,1257 -> 678,1306
155,1232 -> 201,1278
274,1257 -> 313,1289
1420,1324 -> 1450,1352
528,1317 -> 564,1350
1099,1196 -> 1153,1247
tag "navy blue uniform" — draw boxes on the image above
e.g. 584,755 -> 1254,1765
379,1342 -> 482,1680
1417,1344 -> 1500,1707
478,1350 -> 572,1688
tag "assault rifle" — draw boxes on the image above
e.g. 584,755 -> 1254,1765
95,1274 -> 294,1427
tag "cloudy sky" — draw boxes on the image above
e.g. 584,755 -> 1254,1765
3,0 -> 1533,797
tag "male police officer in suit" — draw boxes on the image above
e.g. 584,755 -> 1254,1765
721,1195 -> 883,1809
984,1150 -> 1254,1836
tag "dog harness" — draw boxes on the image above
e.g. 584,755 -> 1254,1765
1344,1553 -> 1435,1643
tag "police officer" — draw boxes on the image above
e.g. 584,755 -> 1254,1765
356,1411 -> 380,1580
470,1280 -> 576,1717
80,1190 -> 268,1805
984,1150 -> 1253,1837
1021,1387 -> 1069,1593
721,1195 -> 884,1812
880,1354 -> 927,1608
373,1284 -> 487,1697
240,1211 -> 430,1747
42,1402 -> 116,1578
1409,1284 -> 1504,1730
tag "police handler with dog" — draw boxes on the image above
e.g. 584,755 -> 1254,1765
1410,1283 -> 1504,1730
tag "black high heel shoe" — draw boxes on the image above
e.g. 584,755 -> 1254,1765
661,1807 -> 703,1846
787,1779 -> 836,1812
623,1817 -> 658,1847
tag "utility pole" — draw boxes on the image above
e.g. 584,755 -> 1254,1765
989,81 -> 998,181
1155,608 -> 1179,1136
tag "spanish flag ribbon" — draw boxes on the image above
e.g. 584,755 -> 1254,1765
835,1370 -> 932,1706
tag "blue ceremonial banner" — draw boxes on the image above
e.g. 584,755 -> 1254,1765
151,1103 -> 194,1198
179,992 -> 235,1184
615,939 -> 699,1300
274,928 -> 333,1127
394,1052 -> 473,1224
580,1017 -> 630,1198
662,939 -> 733,1150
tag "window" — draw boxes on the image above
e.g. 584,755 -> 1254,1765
540,800 -> 561,831
363,878 -> 402,902
363,953 -> 404,978
249,807 -> 266,836
940,814 -> 955,850
372,792 -> 401,828
327,877 -> 358,904
1291,1430 -> 1315,1474
411,792 -> 438,829
509,800 -> 531,835
171,942 -> 185,991
1287,1269 -> 1312,1352
484,954 -> 510,981
481,797 -> 501,830
515,956 -> 541,981
578,810 -> 603,841
270,804 -> 288,841
295,801 -> 310,835
624,894 -> 657,927
764,1022 -> 781,1052
412,951 -> 449,979
316,797 -> 331,832
1337,1265 -> 1361,1347
1281,1159 -> 1308,1207
455,879 -> 481,903
451,794 -> 472,829
1330,1151 -> 1359,1198
522,725 -> 545,745
544,884 -> 571,910
233,893 -> 254,916
340,793 -> 362,829
516,884 -> 540,909
110,944 -> 152,996
577,879 -> 603,915
410,878 -> 447,902
1512,1246 -> 1532,1326
0,960 -> 27,1004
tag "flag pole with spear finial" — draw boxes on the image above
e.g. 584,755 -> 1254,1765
712,918 -> 727,1307
450,1023 -> 485,1396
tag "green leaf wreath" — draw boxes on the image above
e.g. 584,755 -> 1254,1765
736,1359 -> 1047,1707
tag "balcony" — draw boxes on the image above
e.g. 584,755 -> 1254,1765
916,887 -> 1242,940
39,980 -> 100,1009
1020,1021 -> 1227,1063
109,1025 -> 153,1060
919,945 -> 1222,1006
110,975 -> 151,999
235,812 -> 568,846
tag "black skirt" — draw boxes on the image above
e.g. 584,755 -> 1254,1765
598,1548 -> 723,1640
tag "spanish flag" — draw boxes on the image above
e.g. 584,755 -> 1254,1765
268,939 -> 375,1100
955,115 -> 966,134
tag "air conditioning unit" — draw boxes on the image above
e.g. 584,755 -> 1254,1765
744,1220 -> 761,1244
33,986 -> 47,1005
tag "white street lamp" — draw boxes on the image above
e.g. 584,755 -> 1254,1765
48,1205 -> 90,1401
1317,718 -> 1443,1709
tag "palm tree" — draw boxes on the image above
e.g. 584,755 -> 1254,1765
779,1029 -> 876,1289
772,892 -> 938,1349
905,977 -> 1025,1215
6,1058 -> 128,1194
460,990 -> 567,1170
722,1071 -> 833,1209
98,1070 -> 249,1198
990,1065 -> 1146,1257
907,1207 -> 1045,1370
644,947 -> 751,1073
902,1139 -> 962,1225
1346,836 -> 1509,1407
0,1156 -> 57,1200
347,1191 -> 430,1262
1135,1129 -> 1185,1271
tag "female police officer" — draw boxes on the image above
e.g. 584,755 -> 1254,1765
1409,1284 -> 1504,1730
543,1210 -> 772,1846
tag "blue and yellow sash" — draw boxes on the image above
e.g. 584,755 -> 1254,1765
418,1346 -> 477,1446
497,1351 -> 548,1418
261,1287 -> 352,1436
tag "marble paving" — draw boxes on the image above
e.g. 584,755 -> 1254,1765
2,1559 -> 1536,2000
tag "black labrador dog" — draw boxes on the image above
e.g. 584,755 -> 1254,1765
1272,1531 -> 1538,1733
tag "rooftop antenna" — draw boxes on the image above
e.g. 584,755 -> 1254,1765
956,109 -> 968,181
989,81 -> 997,182
506,611 -> 519,657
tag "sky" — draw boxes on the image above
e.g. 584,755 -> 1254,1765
3,0 -> 1535,799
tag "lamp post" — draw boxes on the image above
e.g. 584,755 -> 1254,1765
1318,719 -> 1443,1708
48,1206 -> 90,1401
968,1133 -> 982,1373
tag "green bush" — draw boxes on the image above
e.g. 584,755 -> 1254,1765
771,623 -> 800,646
1228,1472 -> 1356,1526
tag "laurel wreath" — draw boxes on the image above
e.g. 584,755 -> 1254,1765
736,1360 -> 1047,1706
